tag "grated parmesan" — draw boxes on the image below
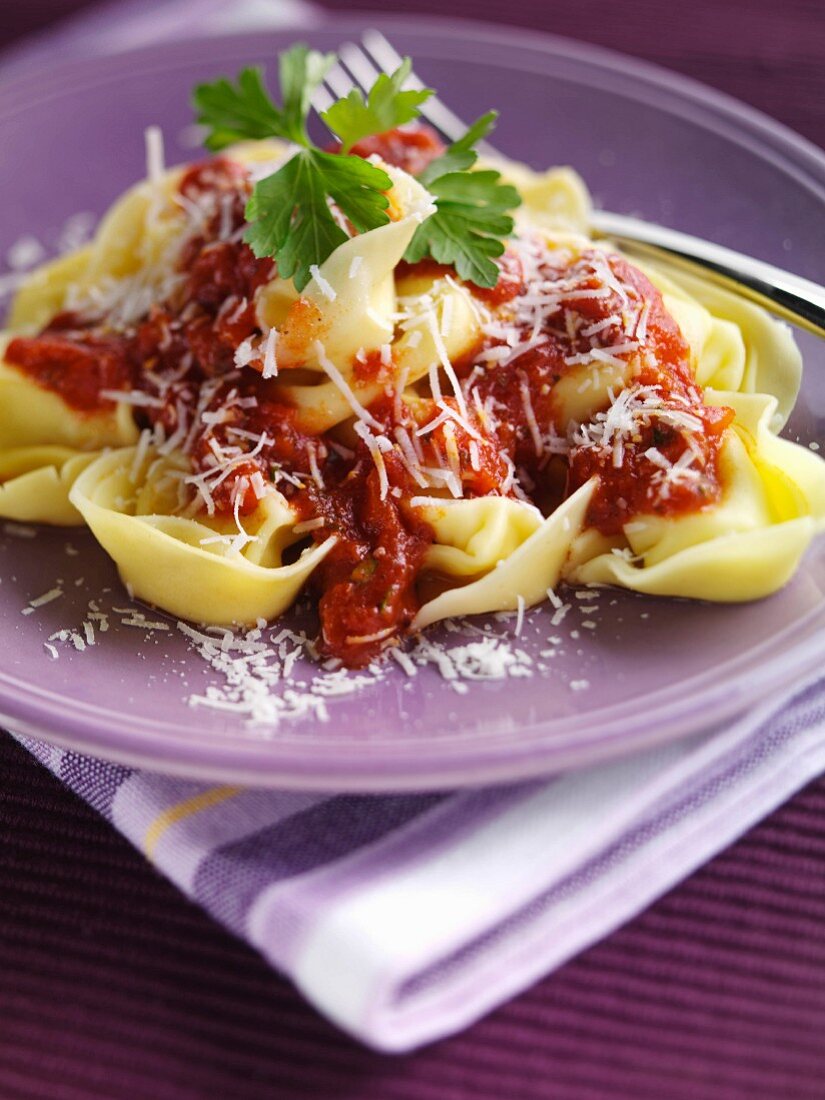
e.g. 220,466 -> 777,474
309,264 -> 337,301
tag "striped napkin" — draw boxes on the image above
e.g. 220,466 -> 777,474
14,672 -> 825,1050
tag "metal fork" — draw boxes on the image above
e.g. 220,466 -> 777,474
315,31 -> 825,339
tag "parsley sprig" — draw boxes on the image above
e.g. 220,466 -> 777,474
320,58 -> 433,154
194,47 -> 393,290
193,45 -> 520,290
406,112 -> 521,287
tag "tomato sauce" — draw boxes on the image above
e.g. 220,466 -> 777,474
462,248 -> 733,534
569,400 -> 732,534
6,319 -> 133,410
306,452 -> 433,666
469,249 -> 526,307
342,124 -> 445,176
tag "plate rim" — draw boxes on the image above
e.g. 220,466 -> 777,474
1,13 -> 824,788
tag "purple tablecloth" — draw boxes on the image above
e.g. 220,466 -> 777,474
1,0 -> 824,1096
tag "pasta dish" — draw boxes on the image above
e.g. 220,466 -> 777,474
1,48 -> 823,667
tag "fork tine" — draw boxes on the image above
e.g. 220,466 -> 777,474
316,41 -> 403,128
338,41 -> 383,93
356,34 -> 468,144
311,48 -> 370,119
317,32 -> 500,158
324,60 -> 358,99
311,81 -> 335,113
360,29 -> 495,151
360,31 -> 421,87
311,50 -> 360,116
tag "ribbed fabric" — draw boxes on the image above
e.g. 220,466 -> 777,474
2,734 -> 824,1099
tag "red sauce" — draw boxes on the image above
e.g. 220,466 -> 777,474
462,248 -> 733,533
179,157 -> 249,201
6,156 -> 272,408
302,391 -> 507,665
352,346 -> 394,386
5,145 -> 734,663
6,319 -> 133,411
567,369 -> 733,534
344,124 -> 445,176
397,244 -> 526,304
306,453 -> 433,667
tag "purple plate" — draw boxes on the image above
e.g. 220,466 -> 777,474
1,16 -> 823,789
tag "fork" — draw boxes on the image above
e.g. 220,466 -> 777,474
313,31 -> 825,339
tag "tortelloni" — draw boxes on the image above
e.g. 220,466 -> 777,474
566,391 -> 825,600
258,161 -> 438,431
0,335 -> 139,524
69,446 -> 335,625
0,447 -> 99,526
1,128 -> 823,664
482,156 -> 591,236
412,482 -> 596,630
0,140 -> 291,524
643,262 -> 803,430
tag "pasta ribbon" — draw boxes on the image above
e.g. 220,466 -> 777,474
0,447 -> 98,525
645,262 -> 802,428
0,341 -> 138,524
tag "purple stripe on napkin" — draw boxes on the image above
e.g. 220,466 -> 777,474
59,754 -> 132,820
248,783 -> 537,963
194,792 -> 449,932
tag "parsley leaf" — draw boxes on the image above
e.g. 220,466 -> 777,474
193,67 -> 288,150
244,150 -> 392,290
193,46 -> 518,292
197,45 -> 393,290
193,46 -> 335,150
321,59 -> 433,154
406,115 -> 521,287
417,110 -> 497,184
278,45 -> 336,145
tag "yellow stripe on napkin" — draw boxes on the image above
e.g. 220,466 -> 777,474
144,785 -> 242,859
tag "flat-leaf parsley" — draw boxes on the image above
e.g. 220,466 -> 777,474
192,45 -> 520,290
321,58 -> 433,154
406,112 -> 521,286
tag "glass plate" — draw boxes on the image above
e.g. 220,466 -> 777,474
0,15 -> 823,788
